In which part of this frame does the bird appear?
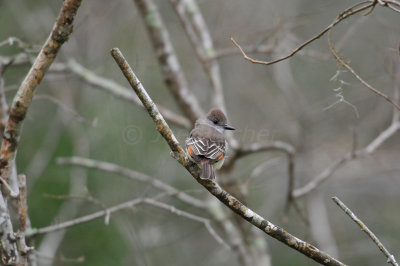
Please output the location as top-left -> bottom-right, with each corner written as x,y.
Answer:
185,108 -> 235,180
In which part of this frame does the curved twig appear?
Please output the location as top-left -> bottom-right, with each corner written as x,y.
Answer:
230,1 -> 374,66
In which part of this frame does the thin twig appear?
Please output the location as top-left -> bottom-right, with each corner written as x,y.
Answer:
0,37 -> 41,53
327,30 -> 400,111
43,191 -> 107,209
29,197 -> 228,249
34,94 -> 96,127
0,176 -> 18,198
54,60 -> 191,129
293,118 -> 400,198
332,197 -> 399,266
110,47 -> 346,266
236,141 -> 295,158
35,252 -> 85,264
294,86 -> 400,198
144,198 -> 229,249
56,156 -> 206,209
212,44 -> 275,60
230,1 -> 374,66
381,0 -> 400,7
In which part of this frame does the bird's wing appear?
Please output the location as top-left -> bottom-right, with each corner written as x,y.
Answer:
186,137 -> 225,160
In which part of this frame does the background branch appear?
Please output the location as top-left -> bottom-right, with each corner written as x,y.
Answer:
169,0 -> 227,113
134,0 -> 204,123
51,60 -> 191,129
230,1 -> 374,66
332,197 -> 399,266
29,197 -> 227,248
328,30 -> 400,111
57,156 -> 205,208
293,115 -> 400,198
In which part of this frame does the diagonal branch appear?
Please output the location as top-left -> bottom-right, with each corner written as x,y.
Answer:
0,1 -> 83,264
0,0 -> 83,180
110,47 -> 346,266
332,197 -> 399,266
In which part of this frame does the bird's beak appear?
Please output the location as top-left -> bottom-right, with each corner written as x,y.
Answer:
224,124 -> 235,130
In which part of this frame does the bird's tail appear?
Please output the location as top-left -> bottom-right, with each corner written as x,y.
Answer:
200,160 -> 215,180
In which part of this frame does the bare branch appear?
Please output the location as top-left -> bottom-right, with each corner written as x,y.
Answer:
0,176 -> 18,198
110,47 -> 346,266
224,141 -> 295,170
34,94 -> 96,127
327,30 -> 400,111
56,156 -> 206,209
332,197 -> 399,266
43,190 -> 107,209
236,141 -> 295,158
169,0 -> 226,113
0,193 -> 17,265
293,119 -> 400,198
35,252 -> 85,264
134,0 -> 204,123
110,48 -> 189,165
29,197 -> 227,248
0,2 -> 83,263
212,44 -> 275,60
16,174 -> 34,259
143,198 -> 229,249
0,61 -> 12,132
54,60 -> 191,129
380,0 -> 400,7
293,152 -> 353,198
0,37 -> 41,54
0,0 -> 83,181
230,1 -> 374,66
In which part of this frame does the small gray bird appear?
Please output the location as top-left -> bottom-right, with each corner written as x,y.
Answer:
186,108 -> 235,179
